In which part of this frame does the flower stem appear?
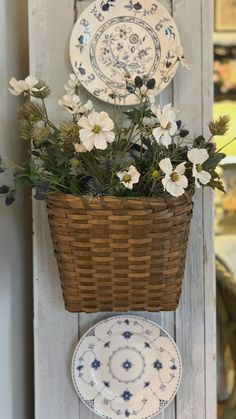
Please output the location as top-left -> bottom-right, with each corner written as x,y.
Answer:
216,137 -> 236,153
156,59 -> 178,91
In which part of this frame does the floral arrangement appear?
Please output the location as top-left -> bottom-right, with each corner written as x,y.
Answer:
0,54 -> 233,205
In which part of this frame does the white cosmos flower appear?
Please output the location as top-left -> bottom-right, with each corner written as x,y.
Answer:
170,43 -> 192,70
78,111 -> 115,151
58,94 -> 93,115
187,148 -> 211,188
9,75 -> 44,96
74,142 -> 87,153
160,158 -> 188,197
117,165 -> 140,190
65,73 -> 79,96
152,103 -> 178,147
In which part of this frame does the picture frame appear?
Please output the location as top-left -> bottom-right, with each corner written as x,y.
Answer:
215,0 -> 236,32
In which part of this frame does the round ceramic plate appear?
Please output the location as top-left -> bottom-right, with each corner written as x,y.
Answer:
70,0 -> 180,105
72,315 -> 182,419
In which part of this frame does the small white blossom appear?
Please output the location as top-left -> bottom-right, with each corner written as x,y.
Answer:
58,95 -> 93,115
117,165 -> 140,190
74,143 -> 87,153
9,75 -> 44,96
187,148 -> 211,188
160,158 -> 188,197
78,111 -> 115,151
65,73 -> 79,96
152,103 -> 178,147
137,86 -> 159,103
139,85 -> 148,96
170,43 -> 192,70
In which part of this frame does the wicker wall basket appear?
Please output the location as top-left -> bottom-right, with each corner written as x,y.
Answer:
47,190 -> 194,313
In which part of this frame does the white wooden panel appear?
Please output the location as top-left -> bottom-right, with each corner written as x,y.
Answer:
75,1 -> 175,417
29,0 -> 216,418
173,0 -> 205,413
173,0 -> 216,418
0,1 -> 33,419
202,1 -> 217,416
28,2 -> 80,418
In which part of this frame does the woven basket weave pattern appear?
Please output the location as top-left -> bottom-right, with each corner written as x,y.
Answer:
47,191 -> 194,313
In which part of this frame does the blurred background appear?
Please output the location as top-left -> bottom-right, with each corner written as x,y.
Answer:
214,1 -> 236,418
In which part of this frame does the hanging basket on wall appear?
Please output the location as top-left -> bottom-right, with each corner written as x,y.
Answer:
47,190 -> 194,313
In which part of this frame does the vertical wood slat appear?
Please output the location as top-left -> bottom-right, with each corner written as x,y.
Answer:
173,0 -> 206,414
173,0 -> 216,418
202,1 -> 217,417
75,1 -> 175,418
173,0 -> 205,413
28,1 -> 80,418
29,0 -> 215,418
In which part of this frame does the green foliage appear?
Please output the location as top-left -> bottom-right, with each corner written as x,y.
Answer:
0,75 -> 234,205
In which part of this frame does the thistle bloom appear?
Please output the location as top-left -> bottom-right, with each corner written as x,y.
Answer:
117,165 -> 140,190
170,43 -> 192,70
58,94 -> 93,114
187,148 -> 211,188
78,111 -> 115,151
159,158 -> 188,197
152,103 -> 178,147
209,115 -> 230,136
9,75 -> 44,96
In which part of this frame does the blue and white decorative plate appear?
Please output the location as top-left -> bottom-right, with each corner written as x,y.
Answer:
70,0 -> 181,105
72,316 -> 182,418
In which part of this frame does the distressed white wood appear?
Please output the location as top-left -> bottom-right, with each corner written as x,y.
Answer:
29,0 -> 216,418
28,2 -> 80,419
173,0 -> 206,416
0,1 -> 33,419
173,0 -> 216,418
202,1 -> 217,416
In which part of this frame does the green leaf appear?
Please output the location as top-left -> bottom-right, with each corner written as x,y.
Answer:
209,179 -> 225,192
205,153 -> 226,169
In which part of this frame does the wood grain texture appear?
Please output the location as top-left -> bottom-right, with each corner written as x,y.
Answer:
202,2 -> 216,417
173,0 -> 205,416
28,1 -> 80,418
29,0 -> 216,417
173,0 -> 216,418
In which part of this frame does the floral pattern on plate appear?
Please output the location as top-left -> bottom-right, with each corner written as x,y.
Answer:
72,315 -> 182,419
70,0 -> 181,105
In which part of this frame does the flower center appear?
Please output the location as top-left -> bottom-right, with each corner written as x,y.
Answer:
123,174 -> 132,182
170,172 -> 179,182
72,159 -> 80,168
163,122 -> 172,131
93,125 -> 102,134
196,164 -> 203,172
152,170 -> 161,178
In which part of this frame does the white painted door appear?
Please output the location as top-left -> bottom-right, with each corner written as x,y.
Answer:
29,0 -> 216,418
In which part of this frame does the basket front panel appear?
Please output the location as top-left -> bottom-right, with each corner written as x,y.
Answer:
47,193 -> 194,313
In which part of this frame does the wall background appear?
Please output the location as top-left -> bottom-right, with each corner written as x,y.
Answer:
0,0 -> 33,418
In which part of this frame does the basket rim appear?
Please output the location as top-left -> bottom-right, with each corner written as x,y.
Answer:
47,187 -> 195,204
